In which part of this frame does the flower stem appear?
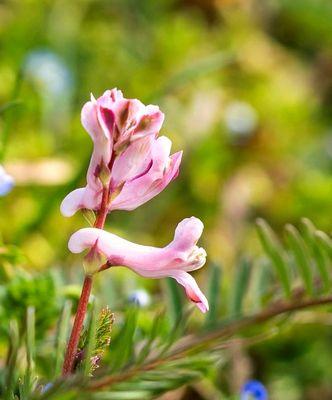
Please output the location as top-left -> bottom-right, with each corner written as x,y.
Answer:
62,274 -> 93,376
94,186 -> 110,229
62,185 -> 110,376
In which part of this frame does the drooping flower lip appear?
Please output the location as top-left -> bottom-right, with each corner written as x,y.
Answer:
68,217 -> 209,312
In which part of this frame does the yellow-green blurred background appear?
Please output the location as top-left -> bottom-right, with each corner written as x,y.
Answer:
0,0 -> 332,398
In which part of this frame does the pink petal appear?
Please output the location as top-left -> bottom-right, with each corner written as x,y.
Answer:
61,187 -> 101,217
169,217 -> 204,252
170,270 -> 209,313
68,217 -> 208,312
110,137 -> 182,211
111,136 -> 153,186
81,96 -> 101,141
132,105 -> 164,139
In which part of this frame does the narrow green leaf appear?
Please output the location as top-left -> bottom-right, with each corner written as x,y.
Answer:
302,218 -> 331,292
82,300 -> 98,377
165,278 -> 183,324
229,258 -> 251,317
285,224 -> 313,295
110,306 -> 138,371
204,263 -> 222,329
54,300 -> 72,377
158,308 -> 193,357
23,306 -> 36,397
256,218 -> 291,297
4,320 -> 19,400
315,230 -> 332,259
0,100 -> 22,115
136,312 -> 164,365
251,260 -> 272,311
157,52 -> 234,97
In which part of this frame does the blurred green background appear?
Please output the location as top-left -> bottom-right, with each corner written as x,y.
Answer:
0,0 -> 332,398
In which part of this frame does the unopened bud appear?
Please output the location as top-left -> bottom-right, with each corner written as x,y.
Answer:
82,209 -> 96,226
83,245 -> 105,275
99,162 -> 111,187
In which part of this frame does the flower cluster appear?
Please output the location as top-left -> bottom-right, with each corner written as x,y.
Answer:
62,89 -> 208,312
61,89 -> 182,216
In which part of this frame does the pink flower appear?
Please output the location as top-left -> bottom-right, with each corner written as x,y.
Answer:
68,217 -> 209,312
60,89 -> 182,216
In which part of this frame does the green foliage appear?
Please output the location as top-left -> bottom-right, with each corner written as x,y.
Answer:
0,269 -> 59,336
78,306 -> 114,376
0,218 -> 331,399
0,0 -> 332,397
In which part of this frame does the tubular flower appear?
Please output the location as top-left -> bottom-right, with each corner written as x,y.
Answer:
60,89 -> 181,216
68,217 -> 209,312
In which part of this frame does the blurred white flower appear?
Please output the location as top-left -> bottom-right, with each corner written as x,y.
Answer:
128,289 -> 151,307
24,50 -> 72,97
0,165 -> 14,196
24,49 -> 74,133
224,101 -> 258,138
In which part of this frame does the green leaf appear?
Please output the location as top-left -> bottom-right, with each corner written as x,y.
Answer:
23,306 -> 36,397
204,263 -> 222,329
251,260 -> 272,311
136,312 -> 164,365
229,258 -> 251,317
109,306 -> 138,371
82,300 -> 98,377
0,100 -> 22,116
165,278 -> 183,325
256,218 -> 291,297
301,218 -> 331,292
156,51 -> 234,97
4,320 -> 19,400
54,301 -> 72,377
285,224 -> 313,295
315,230 -> 332,259
94,307 -> 114,358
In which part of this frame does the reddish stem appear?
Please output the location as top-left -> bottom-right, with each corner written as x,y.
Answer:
62,184 -> 111,376
94,187 -> 110,229
62,274 -> 93,376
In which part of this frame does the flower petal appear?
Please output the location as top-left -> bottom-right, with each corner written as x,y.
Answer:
170,270 -> 209,313
111,136 -> 153,186
68,216 -> 208,312
110,141 -> 182,211
61,187 -> 101,217
169,217 -> 204,252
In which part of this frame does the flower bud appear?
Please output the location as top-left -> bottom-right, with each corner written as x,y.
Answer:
83,244 -> 105,275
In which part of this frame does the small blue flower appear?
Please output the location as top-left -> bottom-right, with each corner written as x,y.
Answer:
0,166 -> 14,196
241,380 -> 268,400
41,382 -> 53,394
